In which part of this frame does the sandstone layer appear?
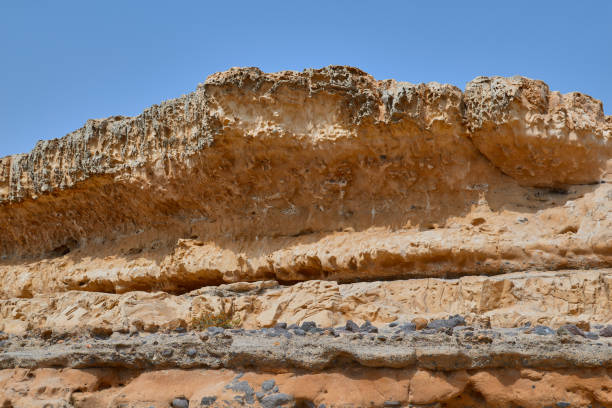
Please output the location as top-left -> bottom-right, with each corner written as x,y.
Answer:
0,66 -> 611,296
1,66 -> 611,407
2,270 -> 612,336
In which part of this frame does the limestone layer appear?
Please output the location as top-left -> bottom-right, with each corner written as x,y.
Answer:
0,67 -> 611,296
2,270 -> 611,336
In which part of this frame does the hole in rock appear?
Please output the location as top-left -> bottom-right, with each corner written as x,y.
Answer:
559,225 -> 578,234
49,238 -> 78,258
471,217 -> 486,226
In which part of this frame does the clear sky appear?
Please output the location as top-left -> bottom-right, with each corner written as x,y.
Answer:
1,1 -> 610,157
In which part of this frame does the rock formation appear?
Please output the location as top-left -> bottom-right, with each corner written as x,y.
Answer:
0,66 -> 611,407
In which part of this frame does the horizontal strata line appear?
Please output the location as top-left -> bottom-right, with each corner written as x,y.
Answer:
2,328 -> 612,371
57,265 -> 612,296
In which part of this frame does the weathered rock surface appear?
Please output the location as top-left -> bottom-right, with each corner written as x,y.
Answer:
2,270 -> 612,336
5,366 -> 612,408
1,66 -> 611,407
0,67 -> 610,295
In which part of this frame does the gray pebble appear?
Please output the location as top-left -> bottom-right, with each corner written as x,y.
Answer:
399,322 -> 416,332
599,325 -> 612,337
171,397 -> 189,408
261,379 -> 276,392
301,321 -> 317,332
345,320 -> 360,332
557,324 -> 585,337
586,332 -> 599,340
533,325 -> 555,336
186,348 -> 196,357
293,329 -> 306,336
226,380 -> 255,404
207,326 -> 225,335
200,396 -> 217,406
360,320 -> 378,333
427,315 -> 465,330
261,393 -> 294,408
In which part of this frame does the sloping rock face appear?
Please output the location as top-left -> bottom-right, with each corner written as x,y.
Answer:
0,66 -> 611,407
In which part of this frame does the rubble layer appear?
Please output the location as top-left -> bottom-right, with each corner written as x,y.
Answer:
3,328 -> 612,407
2,327 -> 612,371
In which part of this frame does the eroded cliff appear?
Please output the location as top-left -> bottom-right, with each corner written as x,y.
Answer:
1,66 -> 611,408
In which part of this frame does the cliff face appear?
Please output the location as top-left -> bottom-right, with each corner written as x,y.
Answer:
1,66 -> 611,408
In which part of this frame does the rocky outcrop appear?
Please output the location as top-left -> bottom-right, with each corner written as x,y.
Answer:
0,67 -> 611,296
1,66 -> 611,407
2,270 -> 612,336
5,366 -> 612,408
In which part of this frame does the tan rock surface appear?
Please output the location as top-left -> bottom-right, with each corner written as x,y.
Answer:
2,270 -> 611,335
0,67 -> 610,296
3,367 -> 612,408
1,66 -> 612,407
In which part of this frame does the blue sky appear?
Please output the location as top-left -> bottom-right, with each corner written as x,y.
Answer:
1,1 -> 610,157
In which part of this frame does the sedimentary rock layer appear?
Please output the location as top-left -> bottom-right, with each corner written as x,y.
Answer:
0,67 -> 611,295
5,366 -> 612,408
2,270 -> 611,336
2,328 -> 612,407
1,67 -> 612,408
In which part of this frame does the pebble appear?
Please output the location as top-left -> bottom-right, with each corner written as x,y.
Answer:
186,348 -> 196,357
427,315 -> 465,330
162,349 -> 173,357
274,322 -> 287,330
599,325 -> 612,337
200,396 -> 217,406
383,401 -> 401,407
261,393 -> 294,408
301,321 -> 317,332
287,324 -> 299,330
398,322 -> 416,333
171,397 -> 189,408
412,317 -> 428,330
345,320 -> 360,332
533,325 -> 555,336
261,379 -> 276,392
226,380 -> 255,404
262,328 -> 280,337
207,327 -> 225,335
388,321 -> 398,328
557,324 -> 586,337
360,320 -> 378,333
293,329 -> 306,336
